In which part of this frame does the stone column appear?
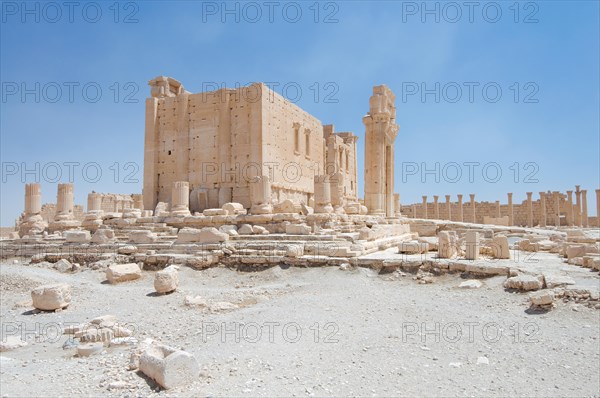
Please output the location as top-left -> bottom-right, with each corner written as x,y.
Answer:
132,194 -> 144,210
465,231 -> 479,260
575,187 -> 582,227
526,192 -> 533,227
170,181 -> 190,217
24,183 -> 42,215
314,175 -> 333,214
507,193 -> 513,226
496,200 -> 501,218
469,194 -> 476,223
393,193 -> 401,216
566,191 -> 574,226
87,192 -> 102,212
581,190 -> 588,227
457,194 -> 464,222
422,196 -> 428,219
250,175 -> 273,214
363,85 -> 399,217
553,191 -> 560,227
445,195 -> 451,221
411,204 -> 417,218
539,192 -> 546,228
433,195 -> 440,219
19,183 -> 47,236
55,183 -> 75,221
596,189 -> 600,227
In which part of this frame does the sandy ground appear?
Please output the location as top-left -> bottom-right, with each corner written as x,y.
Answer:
0,257 -> 599,397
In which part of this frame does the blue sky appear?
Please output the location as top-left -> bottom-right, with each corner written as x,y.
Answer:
1,0 -> 599,225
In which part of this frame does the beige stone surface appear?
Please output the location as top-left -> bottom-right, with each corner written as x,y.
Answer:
31,283 -> 71,311
154,265 -> 179,294
138,342 -> 199,389
106,263 -> 142,284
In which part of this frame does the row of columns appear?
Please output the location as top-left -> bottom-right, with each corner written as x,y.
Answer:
23,183 -> 145,222
415,187 -> 598,227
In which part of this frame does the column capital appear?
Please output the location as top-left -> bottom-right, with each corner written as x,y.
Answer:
457,194 -> 463,200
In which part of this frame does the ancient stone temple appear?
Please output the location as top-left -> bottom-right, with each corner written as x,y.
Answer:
143,77 -> 359,213
363,85 -> 399,217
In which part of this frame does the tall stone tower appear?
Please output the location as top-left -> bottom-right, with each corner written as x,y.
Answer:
363,85 -> 399,217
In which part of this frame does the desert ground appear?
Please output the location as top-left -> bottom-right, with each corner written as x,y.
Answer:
1,245 -> 599,398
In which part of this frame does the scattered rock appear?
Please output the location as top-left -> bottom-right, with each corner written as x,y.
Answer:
0,336 -> 27,352
459,280 -> 482,289
77,342 -> 104,357
138,343 -> 200,389
530,290 -> 555,307
106,263 -> 142,284
154,265 -> 179,294
503,275 -> 543,291
31,283 -> 71,311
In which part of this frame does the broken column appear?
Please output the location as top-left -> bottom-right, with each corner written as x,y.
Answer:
18,183 -> 47,236
581,190 -> 588,227
55,183 -> 75,221
596,189 -> 600,227
250,175 -> 273,214
575,186 -> 582,227
314,175 -> 333,214
438,231 -> 457,258
469,194 -> 476,223
82,192 -> 103,231
539,192 -> 546,228
457,194 -> 463,222
496,200 -> 501,218
465,231 -> 479,260
553,191 -> 560,227
433,195 -> 440,219
507,193 -> 513,226
566,190 -> 574,226
526,192 -> 533,227
170,181 -> 190,217
445,195 -> 452,221
393,193 -> 401,217
132,194 -> 144,210
422,196 -> 428,219
363,85 -> 399,217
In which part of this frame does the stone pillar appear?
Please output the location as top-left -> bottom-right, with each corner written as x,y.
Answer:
457,194 -> 464,222
132,194 -> 144,211
170,181 -> 190,217
433,195 -> 440,219
393,193 -> 401,217
526,192 -> 533,227
363,85 -> 399,217
539,192 -> 546,228
469,194 -> 476,223
24,183 -> 42,215
496,200 -> 501,218
553,191 -> 560,227
87,192 -> 102,212
55,183 -> 75,221
566,191 -> 574,226
250,175 -> 273,214
314,175 -> 333,214
465,231 -> 479,260
411,204 -> 417,218
581,190 -> 588,227
445,195 -> 451,221
507,193 -> 513,226
596,189 -> 600,227
575,187 -> 582,227
19,183 -> 47,236
422,196 -> 428,219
